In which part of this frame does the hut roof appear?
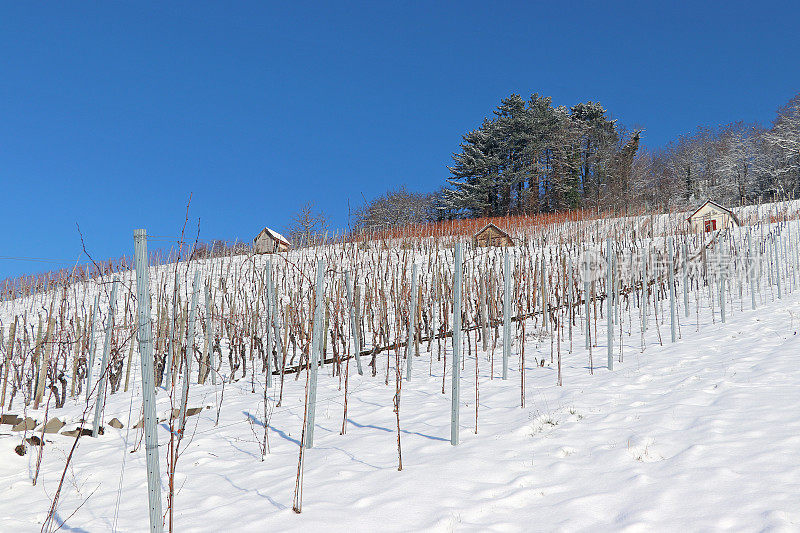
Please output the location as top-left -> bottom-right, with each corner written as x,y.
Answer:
474,222 -> 511,238
255,227 -> 291,246
687,200 -> 741,225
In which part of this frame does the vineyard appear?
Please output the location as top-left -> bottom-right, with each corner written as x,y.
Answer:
2,201 -> 800,531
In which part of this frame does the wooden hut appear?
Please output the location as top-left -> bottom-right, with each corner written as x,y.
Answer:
687,200 -> 740,233
253,227 -> 291,254
473,223 -> 514,247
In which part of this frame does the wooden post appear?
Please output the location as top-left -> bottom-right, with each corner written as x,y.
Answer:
641,260 -> 647,334
502,250 -> 511,380
669,237 -> 676,342
165,269 -> 179,390
85,295 -> 99,403
406,263 -> 418,381
749,230 -> 756,310
682,243 -> 690,318
133,229 -> 163,533
92,277 -> 119,437
345,272 -> 364,375
70,317 -> 80,398
124,322 -> 135,392
644,245 -> 651,332
178,270 -> 201,434
354,283 -> 363,361
451,242 -> 462,446
612,250 -> 619,326
32,316 -> 43,400
201,281 -> 214,385
264,261 -> 273,388
34,308 -> 54,410
541,254 -> 548,333
0,317 -> 16,412
719,269 -> 726,323
270,268 -> 283,383
791,223 -> 796,292
567,258 -> 573,351
775,232 -> 782,299
305,259 -> 325,449
606,238 -> 613,370
584,254 -> 591,350
480,273 -> 489,353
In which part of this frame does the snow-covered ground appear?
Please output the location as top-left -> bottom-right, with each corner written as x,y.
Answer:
2,263 -> 800,531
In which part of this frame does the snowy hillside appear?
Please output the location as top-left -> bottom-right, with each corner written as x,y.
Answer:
2,203 -> 800,531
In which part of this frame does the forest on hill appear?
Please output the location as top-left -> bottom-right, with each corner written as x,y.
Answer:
354,92 -> 800,231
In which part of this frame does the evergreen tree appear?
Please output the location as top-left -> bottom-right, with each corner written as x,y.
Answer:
442,93 -> 629,217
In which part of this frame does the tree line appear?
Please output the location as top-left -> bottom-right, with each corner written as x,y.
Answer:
636,94 -> 800,209
350,91 -> 799,231
443,94 -> 640,217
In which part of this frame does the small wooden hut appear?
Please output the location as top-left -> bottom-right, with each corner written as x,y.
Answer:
253,227 -> 291,254
687,200 -> 740,233
473,223 -> 513,247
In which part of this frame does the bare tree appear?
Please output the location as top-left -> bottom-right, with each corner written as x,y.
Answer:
353,186 -> 435,232
288,202 -> 328,248
714,122 -> 767,204
765,93 -> 800,196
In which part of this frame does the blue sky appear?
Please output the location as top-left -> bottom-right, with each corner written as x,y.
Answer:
1,1 -> 798,277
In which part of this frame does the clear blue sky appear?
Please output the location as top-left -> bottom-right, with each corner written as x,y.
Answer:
1,1 -> 798,277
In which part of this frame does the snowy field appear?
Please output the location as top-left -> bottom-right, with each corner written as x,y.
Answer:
2,262 -> 800,531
